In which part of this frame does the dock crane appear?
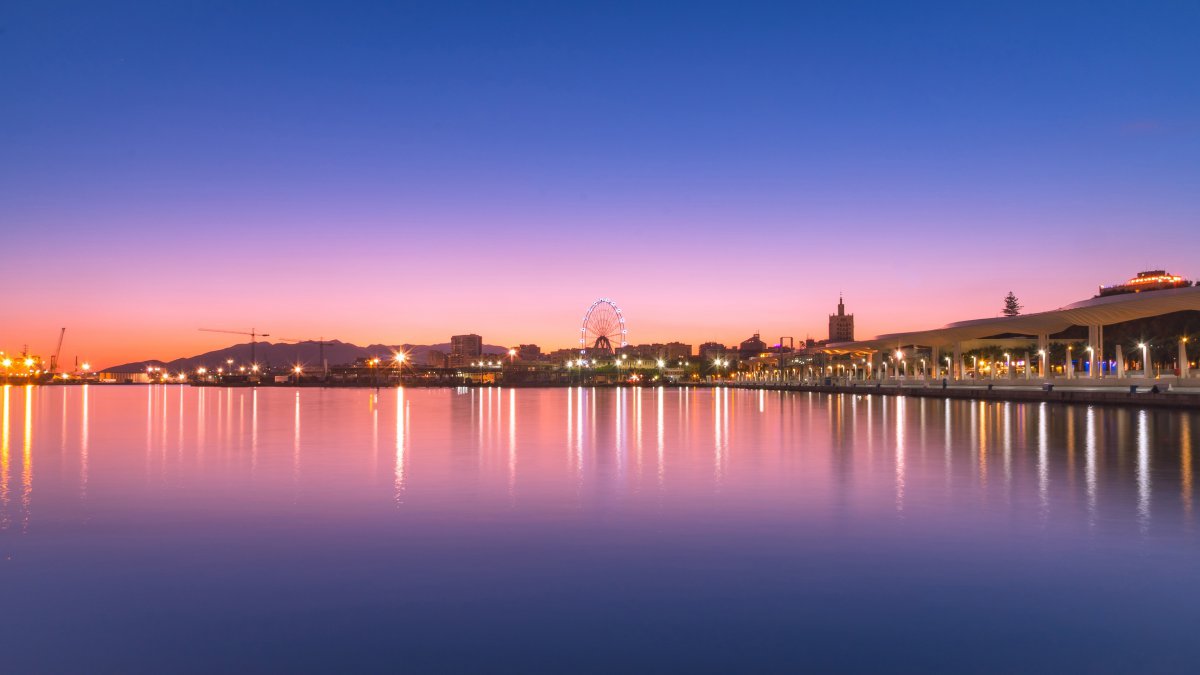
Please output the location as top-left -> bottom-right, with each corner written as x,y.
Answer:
278,336 -> 334,379
49,328 -> 66,373
198,327 -> 270,365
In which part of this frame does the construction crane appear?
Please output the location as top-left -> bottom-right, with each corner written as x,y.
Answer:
278,336 -> 334,378
199,327 -> 270,365
49,328 -> 66,373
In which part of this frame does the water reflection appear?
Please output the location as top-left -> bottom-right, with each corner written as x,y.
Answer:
395,386 -> 407,503
4,386 -> 1199,673
22,385 -> 33,533
1086,406 -> 1098,524
1183,415 -> 1193,520
1138,410 -> 1151,532
1,386 -> 10,531
2,386 -> 1197,539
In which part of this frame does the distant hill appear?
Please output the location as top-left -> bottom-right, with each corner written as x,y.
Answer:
103,339 -> 510,373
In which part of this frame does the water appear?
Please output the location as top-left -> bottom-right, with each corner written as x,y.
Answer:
2,385 -> 1198,673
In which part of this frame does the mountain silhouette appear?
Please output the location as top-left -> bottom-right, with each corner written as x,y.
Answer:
103,340 -> 510,372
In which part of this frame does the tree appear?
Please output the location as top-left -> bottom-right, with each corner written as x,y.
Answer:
1003,291 -> 1022,317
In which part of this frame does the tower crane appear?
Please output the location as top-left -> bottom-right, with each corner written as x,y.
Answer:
278,336 -> 334,378
49,328 -> 66,373
198,327 -> 269,365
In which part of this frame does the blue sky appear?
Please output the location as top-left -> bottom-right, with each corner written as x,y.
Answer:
2,1 -> 1198,363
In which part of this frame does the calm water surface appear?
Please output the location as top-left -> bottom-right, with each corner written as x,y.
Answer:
2,385 -> 1198,672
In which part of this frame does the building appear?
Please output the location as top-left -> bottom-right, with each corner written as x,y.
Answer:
738,333 -> 767,359
829,296 -> 854,342
517,344 -> 542,361
620,343 -> 692,361
1097,270 -> 1192,297
698,342 -> 729,361
450,334 -> 483,357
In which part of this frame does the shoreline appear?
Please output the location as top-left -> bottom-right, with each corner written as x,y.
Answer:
26,378 -> 1200,410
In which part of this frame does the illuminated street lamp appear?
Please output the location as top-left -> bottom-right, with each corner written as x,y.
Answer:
1084,346 -> 1095,379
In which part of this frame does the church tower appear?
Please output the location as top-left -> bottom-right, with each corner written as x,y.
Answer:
828,295 -> 854,342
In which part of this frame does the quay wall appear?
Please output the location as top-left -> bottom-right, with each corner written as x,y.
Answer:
710,382 -> 1200,410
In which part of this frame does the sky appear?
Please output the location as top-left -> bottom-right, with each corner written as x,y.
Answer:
2,1 -> 1197,367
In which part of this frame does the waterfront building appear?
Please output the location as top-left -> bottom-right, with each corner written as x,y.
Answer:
517,344 -> 542,360
698,341 -> 729,361
821,284 -> 1200,383
619,343 -> 692,361
1097,270 -> 1192,297
738,333 -> 767,359
829,296 -> 854,342
451,334 -> 483,357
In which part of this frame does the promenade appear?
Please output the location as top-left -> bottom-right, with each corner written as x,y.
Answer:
714,378 -> 1200,410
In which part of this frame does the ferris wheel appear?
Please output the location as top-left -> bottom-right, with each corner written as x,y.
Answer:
580,298 -> 628,354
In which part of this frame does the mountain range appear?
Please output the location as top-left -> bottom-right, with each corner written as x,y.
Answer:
104,340 -> 510,373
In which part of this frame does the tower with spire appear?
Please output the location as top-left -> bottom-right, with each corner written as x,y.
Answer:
828,294 -> 855,342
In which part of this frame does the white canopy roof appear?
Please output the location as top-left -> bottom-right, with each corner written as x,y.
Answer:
825,286 -> 1200,352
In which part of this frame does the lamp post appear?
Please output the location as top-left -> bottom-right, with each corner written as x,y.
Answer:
1085,346 -> 1095,379
1066,346 -> 1073,379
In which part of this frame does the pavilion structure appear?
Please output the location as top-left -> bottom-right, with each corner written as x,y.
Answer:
821,285 -> 1200,383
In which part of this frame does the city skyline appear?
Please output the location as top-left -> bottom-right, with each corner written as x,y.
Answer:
3,2 -> 1197,366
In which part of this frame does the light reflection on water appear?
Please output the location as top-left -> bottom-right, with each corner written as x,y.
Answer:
1,384 -> 1198,672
